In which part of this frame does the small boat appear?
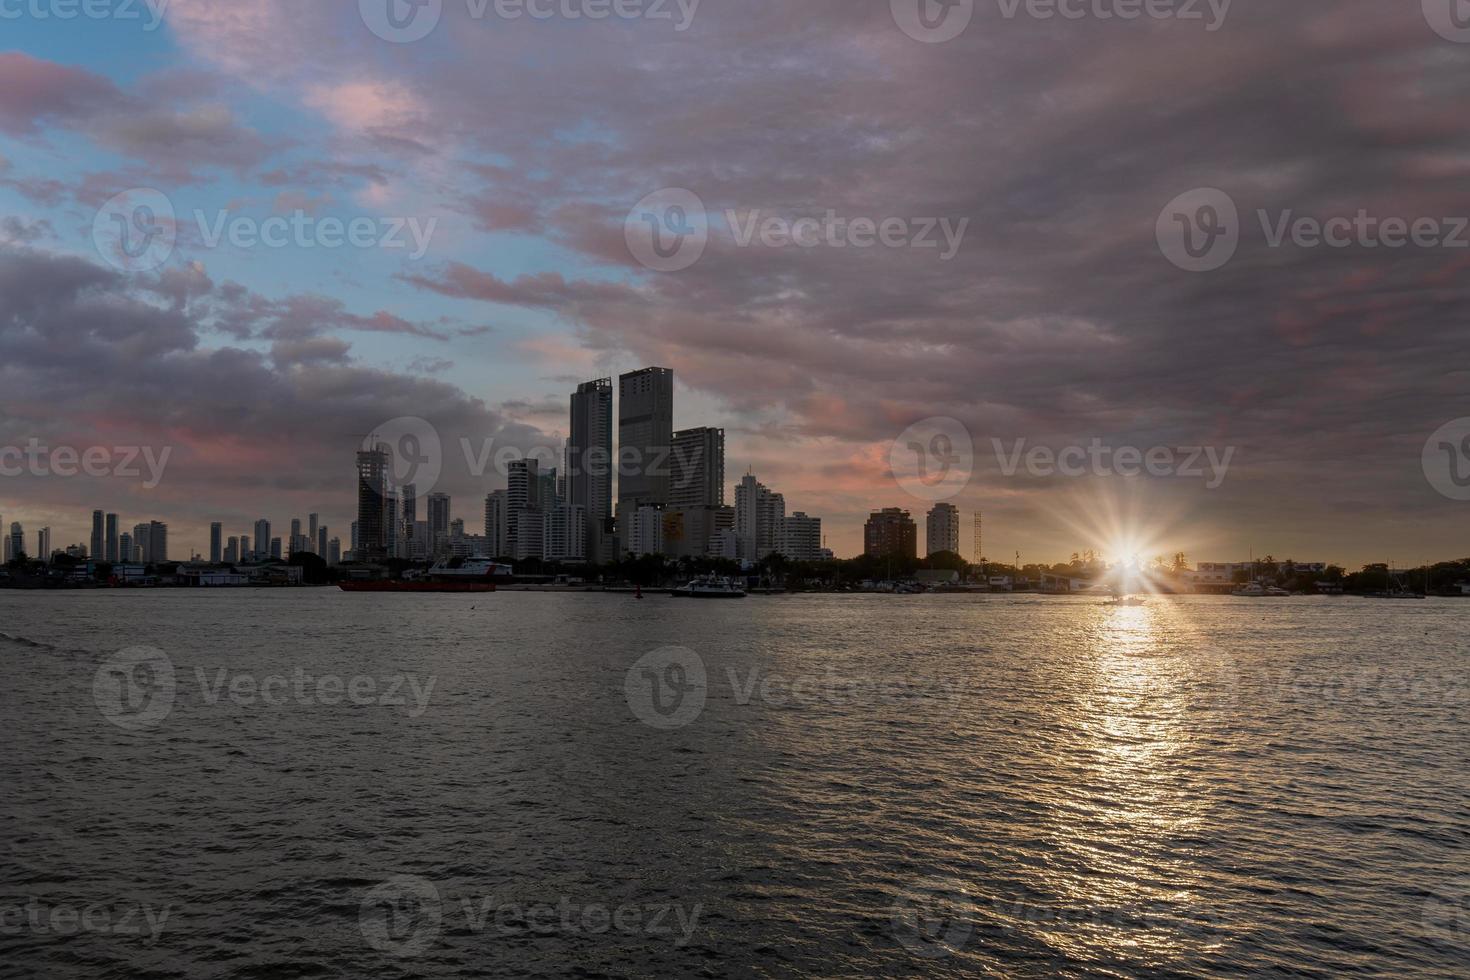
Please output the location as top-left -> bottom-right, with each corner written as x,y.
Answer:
1105,595 -> 1147,607
671,575 -> 747,599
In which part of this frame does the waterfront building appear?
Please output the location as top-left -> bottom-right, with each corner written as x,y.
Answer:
543,503 -> 587,563
106,514 -> 119,562
783,512 -> 823,562
356,444 -> 391,562
119,532 -> 133,564
426,492 -> 451,559
210,523 -> 223,563
736,473 -> 785,560
617,367 -> 674,539
926,503 -> 960,557
568,379 -> 613,562
36,527 -> 50,563
628,504 -> 665,557
865,508 -> 917,560
485,490 -> 509,559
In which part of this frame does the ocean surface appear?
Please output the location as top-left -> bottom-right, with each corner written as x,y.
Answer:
1,591 -> 1466,978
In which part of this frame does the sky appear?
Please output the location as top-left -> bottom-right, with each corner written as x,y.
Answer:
1,0 -> 1468,566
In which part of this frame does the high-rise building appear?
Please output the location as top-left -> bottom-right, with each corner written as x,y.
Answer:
223,538 -> 238,564
133,523 -> 149,561
514,508 -> 545,561
237,535 -> 250,562
105,514 -> 119,563
568,378 -> 613,560
865,508 -> 917,560
736,473 -> 785,560
974,512 -> 983,565
254,519 -> 272,560
670,427 -> 725,507
290,518 -> 303,556
783,513 -> 823,562
385,491 -> 401,559
426,492 -> 451,558
628,504 -> 665,557
4,523 -> 18,562
308,514 -> 320,554
507,458 -> 539,554
90,510 -> 104,562
485,490 -> 509,559
147,522 -> 168,564
618,367 -> 675,515
926,503 -> 960,557
400,485 -> 416,555
36,527 -> 51,563
209,523 -> 223,563
317,526 -> 328,559
270,537 -> 282,560
119,532 -> 133,564
543,503 -> 587,563
356,444 -> 390,562
328,538 -> 342,565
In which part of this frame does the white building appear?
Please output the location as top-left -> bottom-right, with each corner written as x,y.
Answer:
926,503 -> 961,557
782,512 -> 822,561
543,503 -> 587,563
735,473 -> 785,560
628,505 -> 665,557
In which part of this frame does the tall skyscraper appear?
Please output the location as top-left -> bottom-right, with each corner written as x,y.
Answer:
974,512 -> 983,565
90,510 -> 104,562
670,427 -> 725,507
308,513 -> 320,554
542,503 -> 587,562
290,518 -> 303,556
568,379 -> 613,559
926,503 -> 960,557
133,523 -> 149,561
401,485 -> 416,554
270,537 -> 282,560
36,527 -> 51,563
426,493 -> 451,558
119,532 -> 133,564
356,444 -> 390,562
618,367 -> 675,510
254,519 -> 272,560
507,458 -> 539,554
485,490 -> 509,558
210,523 -> 223,563
223,538 -> 238,564
105,513 -> 119,563
317,525 -> 328,558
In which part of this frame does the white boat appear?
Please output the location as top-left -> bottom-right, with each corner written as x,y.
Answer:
417,557 -> 514,581
1232,583 -> 1291,597
672,575 -> 747,598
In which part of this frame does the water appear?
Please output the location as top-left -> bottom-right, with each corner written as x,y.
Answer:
1,591 -> 1466,978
